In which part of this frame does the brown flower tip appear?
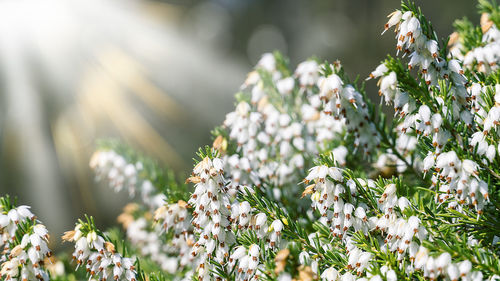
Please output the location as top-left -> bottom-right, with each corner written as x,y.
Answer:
186,176 -> 201,184
298,265 -> 316,281
481,13 -> 494,33
123,203 -> 139,214
178,200 -> 188,208
117,213 -> 134,229
212,135 -> 227,152
274,248 -> 290,274
302,184 -> 316,198
61,230 -> 75,242
105,242 -> 116,253
448,32 -> 459,46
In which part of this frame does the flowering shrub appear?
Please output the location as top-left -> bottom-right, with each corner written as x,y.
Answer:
2,1 -> 500,280
0,196 -> 52,281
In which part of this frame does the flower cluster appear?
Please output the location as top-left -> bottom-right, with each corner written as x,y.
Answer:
383,8 -> 467,92
154,200 -> 189,235
372,184 -> 424,258
63,220 -> 137,281
318,64 -> 380,154
229,244 -> 263,280
10,1 -> 499,281
220,55 -> 346,193
154,200 -> 195,271
91,147 -> 194,275
301,161 -> 490,281
425,152 -> 489,213
90,150 -> 166,210
0,197 -> 52,281
451,13 -> 500,74
367,4 -> 500,215
187,156 -> 235,280
412,249 -> 480,281
116,204 -> 184,274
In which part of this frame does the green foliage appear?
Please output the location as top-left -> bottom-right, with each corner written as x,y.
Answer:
239,187 -> 348,273
454,17 -> 484,53
0,195 -> 16,211
273,50 -> 291,77
479,0 -> 500,26
194,145 -> 220,162
421,232 -> 500,276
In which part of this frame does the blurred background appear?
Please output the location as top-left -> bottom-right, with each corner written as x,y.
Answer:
0,0 -> 478,251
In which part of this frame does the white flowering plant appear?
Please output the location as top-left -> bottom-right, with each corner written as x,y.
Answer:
2,0 -> 500,280
0,196 -> 52,281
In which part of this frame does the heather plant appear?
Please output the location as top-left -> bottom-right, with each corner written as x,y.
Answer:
2,1 -> 500,280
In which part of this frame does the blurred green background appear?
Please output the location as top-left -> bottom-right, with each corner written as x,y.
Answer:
0,0 -> 479,250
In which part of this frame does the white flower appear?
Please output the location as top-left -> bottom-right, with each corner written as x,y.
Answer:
296,60 -> 319,87
328,167 -> 344,182
418,105 -> 431,123
436,252 -> 451,272
386,269 -> 397,281
397,197 -> 411,211
383,10 -> 403,34
230,246 -> 246,262
319,74 -> 343,101
277,77 -> 295,95
270,220 -> 284,234
414,246 -> 429,269
448,264 -> 460,281
321,267 -> 339,281
249,244 -> 260,257
380,184 -> 397,203
354,207 -> 367,221
459,260 -> 472,277
257,53 -> 276,72
471,271 -> 484,281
